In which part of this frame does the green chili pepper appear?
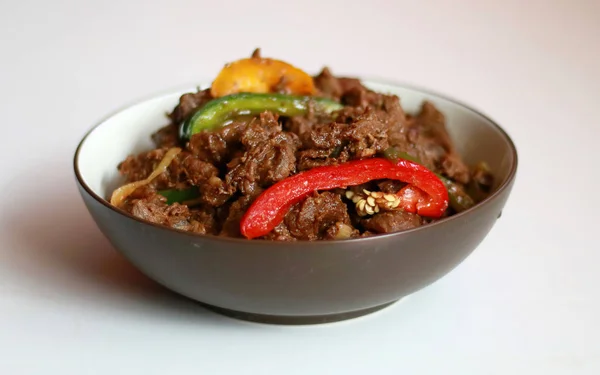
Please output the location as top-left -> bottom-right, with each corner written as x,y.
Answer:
438,175 -> 475,212
382,147 -> 421,164
382,147 -> 476,213
179,93 -> 343,140
466,161 -> 494,200
158,187 -> 200,204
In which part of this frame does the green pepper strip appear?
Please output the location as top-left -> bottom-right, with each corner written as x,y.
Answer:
179,93 -> 343,140
157,187 -> 200,205
443,178 -> 476,213
383,147 -> 475,213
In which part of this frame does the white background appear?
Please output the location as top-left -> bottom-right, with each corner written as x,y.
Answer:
1,0 -> 599,373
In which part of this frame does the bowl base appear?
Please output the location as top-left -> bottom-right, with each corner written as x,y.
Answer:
200,300 -> 400,325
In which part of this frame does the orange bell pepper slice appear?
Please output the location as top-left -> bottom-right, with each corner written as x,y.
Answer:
210,57 -> 316,98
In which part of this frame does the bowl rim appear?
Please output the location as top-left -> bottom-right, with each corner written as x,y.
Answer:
73,78 -> 519,246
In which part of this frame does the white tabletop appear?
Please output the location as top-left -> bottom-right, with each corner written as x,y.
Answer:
1,0 -> 599,373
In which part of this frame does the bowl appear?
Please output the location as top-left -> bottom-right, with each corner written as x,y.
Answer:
74,80 -> 518,324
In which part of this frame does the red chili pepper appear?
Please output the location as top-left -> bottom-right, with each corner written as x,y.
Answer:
240,158 -> 449,239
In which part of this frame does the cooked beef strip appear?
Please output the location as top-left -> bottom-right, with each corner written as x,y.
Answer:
151,124 -> 179,149
361,211 -> 423,233
219,194 -> 256,238
126,193 -> 217,234
189,119 -> 248,165
281,191 -> 357,241
414,101 -> 471,184
169,89 -> 213,124
225,112 -> 301,196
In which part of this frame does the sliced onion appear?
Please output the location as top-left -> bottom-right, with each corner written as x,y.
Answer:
334,223 -> 354,239
110,147 -> 182,207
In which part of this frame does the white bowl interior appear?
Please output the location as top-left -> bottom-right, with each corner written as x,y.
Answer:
77,81 -> 515,200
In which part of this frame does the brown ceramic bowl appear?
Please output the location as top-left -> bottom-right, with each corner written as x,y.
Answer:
74,80 -> 518,324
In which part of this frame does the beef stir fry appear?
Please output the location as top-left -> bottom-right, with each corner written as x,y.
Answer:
110,50 -> 493,240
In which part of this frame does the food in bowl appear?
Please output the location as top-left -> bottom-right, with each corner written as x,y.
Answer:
75,59 -> 517,322
110,49 -> 494,241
